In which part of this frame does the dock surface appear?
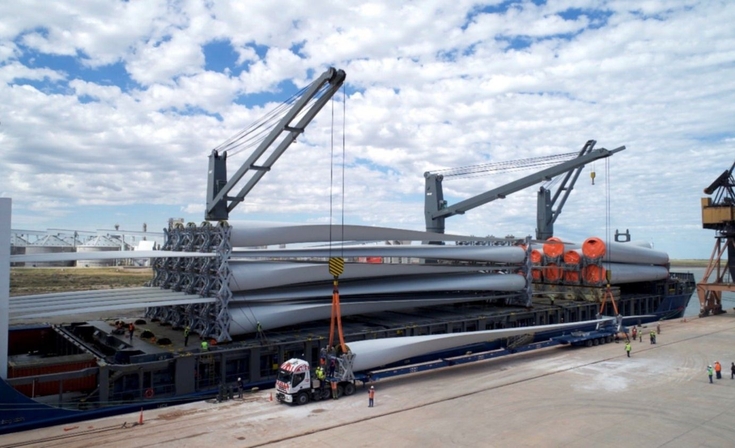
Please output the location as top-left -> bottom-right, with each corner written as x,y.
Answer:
3,313 -> 735,447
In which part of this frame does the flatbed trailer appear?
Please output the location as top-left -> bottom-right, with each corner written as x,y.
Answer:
551,324 -> 623,347
275,323 -> 627,405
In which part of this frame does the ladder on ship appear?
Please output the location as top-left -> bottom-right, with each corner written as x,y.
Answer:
202,354 -> 216,386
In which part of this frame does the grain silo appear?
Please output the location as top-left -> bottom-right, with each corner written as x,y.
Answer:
25,235 -> 75,267
10,234 -> 27,267
76,235 -> 122,267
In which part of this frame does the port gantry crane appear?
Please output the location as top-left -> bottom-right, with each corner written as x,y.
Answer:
698,158 -> 735,316
424,140 -> 625,239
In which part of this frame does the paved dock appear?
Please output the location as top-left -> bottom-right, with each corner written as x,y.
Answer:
3,312 -> 735,448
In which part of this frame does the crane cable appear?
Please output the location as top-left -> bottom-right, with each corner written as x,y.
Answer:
600,157 -> 619,317
327,85 -> 348,354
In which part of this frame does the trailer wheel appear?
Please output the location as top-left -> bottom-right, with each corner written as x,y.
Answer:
336,385 -> 344,398
606,335 -> 614,343
585,340 -> 593,347
296,392 -> 309,405
343,383 -> 356,396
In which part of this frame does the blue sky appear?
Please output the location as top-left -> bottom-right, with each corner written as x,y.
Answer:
1,0 -> 734,259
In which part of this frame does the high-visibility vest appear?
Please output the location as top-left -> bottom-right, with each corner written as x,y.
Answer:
368,389 -> 375,399
201,341 -> 209,351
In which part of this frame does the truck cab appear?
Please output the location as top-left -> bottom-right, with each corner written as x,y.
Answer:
275,358 -> 331,404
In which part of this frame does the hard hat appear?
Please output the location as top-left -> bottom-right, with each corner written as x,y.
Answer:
709,365 -> 712,368
238,377 -> 241,381
370,386 -> 374,389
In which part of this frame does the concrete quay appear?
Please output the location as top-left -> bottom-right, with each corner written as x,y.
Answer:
3,312 -> 735,448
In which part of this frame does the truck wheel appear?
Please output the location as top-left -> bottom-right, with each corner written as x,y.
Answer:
343,383 -> 356,396
336,385 -> 344,399
585,340 -> 593,347
320,388 -> 331,400
296,392 -> 309,405
592,338 -> 599,346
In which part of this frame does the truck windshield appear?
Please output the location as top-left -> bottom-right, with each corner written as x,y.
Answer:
277,370 -> 292,383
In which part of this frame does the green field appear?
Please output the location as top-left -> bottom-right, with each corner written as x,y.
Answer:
10,267 -> 153,297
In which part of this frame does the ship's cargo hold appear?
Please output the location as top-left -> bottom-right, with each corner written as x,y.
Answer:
581,237 -> 669,265
8,353 -> 97,397
581,263 -> 669,284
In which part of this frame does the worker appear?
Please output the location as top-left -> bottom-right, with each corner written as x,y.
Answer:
368,385 -> 375,407
331,381 -> 338,399
656,323 -> 661,334
649,330 -> 656,344
237,377 -> 244,398
184,325 -> 190,346
625,341 -> 631,358
707,365 -> 714,383
315,365 -> 326,381
731,362 -> 735,380
256,321 -> 264,342
714,361 -> 722,379
329,358 -> 336,377
631,327 -> 637,340
201,340 -> 209,351
128,322 -> 135,342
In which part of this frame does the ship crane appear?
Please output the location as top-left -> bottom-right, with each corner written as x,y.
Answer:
698,158 -> 735,316
205,67 -> 346,221
424,140 -> 625,239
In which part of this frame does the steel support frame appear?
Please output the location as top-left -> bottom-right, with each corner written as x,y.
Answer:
697,235 -> 735,317
147,223 -> 234,342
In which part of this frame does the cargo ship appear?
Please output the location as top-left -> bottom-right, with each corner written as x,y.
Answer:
2,222 -> 696,434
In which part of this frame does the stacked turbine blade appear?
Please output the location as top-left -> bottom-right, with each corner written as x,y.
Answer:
150,222 -> 531,340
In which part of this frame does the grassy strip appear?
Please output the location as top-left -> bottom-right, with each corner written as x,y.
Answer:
10,267 -> 153,297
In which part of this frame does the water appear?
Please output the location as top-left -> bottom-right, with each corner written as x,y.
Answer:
673,267 -> 735,317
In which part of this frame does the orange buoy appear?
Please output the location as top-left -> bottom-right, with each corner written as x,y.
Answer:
582,237 -> 605,259
582,264 -> 606,284
543,237 -> 565,258
530,249 -> 543,264
544,263 -> 563,282
564,270 -> 580,283
563,250 -> 581,265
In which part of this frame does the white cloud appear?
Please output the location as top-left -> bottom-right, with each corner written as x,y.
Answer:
0,0 -> 733,259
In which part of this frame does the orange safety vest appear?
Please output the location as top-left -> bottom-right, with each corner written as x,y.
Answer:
715,362 -> 721,372
368,389 -> 375,399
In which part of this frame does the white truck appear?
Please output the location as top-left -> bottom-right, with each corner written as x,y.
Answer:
275,354 -> 360,405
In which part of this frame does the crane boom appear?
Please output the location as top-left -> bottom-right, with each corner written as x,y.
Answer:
424,140 -> 625,237
205,67 -> 346,221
